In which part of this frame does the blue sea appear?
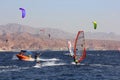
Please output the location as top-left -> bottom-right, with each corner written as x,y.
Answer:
0,50 -> 120,80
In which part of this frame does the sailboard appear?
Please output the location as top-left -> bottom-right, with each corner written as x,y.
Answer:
73,31 -> 86,63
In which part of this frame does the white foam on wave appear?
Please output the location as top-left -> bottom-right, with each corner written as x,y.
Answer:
71,62 -> 84,65
33,61 -> 66,68
0,65 -> 30,73
89,64 -> 113,67
12,54 -> 18,60
64,53 -> 70,55
37,58 -> 59,61
33,63 -> 42,68
42,61 -> 66,67
71,62 -> 76,65
0,65 -> 18,68
71,62 -> 92,66
24,58 -> 35,61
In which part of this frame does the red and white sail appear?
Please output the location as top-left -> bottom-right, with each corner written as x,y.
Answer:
74,31 -> 86,63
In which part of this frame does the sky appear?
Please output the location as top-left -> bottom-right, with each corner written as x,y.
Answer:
0,0 -> 120,34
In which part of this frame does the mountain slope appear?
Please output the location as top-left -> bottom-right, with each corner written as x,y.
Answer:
0,23 -> 74,39
0,23 -> 120,50
1,23 -> 120,41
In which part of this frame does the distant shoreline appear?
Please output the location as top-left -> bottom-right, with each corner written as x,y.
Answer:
0,49 -> 119,53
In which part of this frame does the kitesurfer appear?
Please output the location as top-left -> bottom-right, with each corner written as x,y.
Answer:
6,39 -> 8,43
19,51 -> 24,55
35,52 -> 40,60
48,34 -> 51,38
35,52 -> 41,67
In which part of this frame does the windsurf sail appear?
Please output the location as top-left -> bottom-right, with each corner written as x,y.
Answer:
73,31 -> 86,63
68,41 -> 74,56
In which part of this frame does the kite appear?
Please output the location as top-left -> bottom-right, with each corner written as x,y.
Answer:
19,8 -> 26,18
93,21 -> 97,29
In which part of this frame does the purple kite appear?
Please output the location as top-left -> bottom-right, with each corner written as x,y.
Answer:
19,8 -> 26,18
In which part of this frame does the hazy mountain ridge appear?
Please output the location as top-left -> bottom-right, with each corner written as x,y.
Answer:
0,23 -> 38,34
0,23 -> 120,41
0,23 -> 74,39
0,23 -> 120,51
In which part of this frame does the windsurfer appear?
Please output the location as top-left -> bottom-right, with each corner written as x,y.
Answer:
75,60 -> 78,64
69,31 -> 86,65
72,55 -> 78,64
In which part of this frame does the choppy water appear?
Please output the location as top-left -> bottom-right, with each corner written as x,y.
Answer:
0,50 -> 120,80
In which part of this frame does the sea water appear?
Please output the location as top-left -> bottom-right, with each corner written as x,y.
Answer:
0,50 -> 120,80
